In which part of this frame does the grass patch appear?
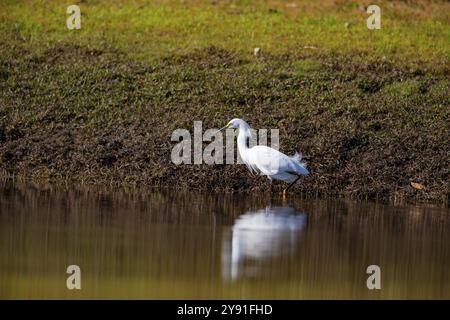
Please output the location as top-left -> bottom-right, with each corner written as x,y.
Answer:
0,43 -> 449,202
0,1 -> 449,202
384,79 -> 422,97
292,59 -> 323,76
0,0 -> 449,63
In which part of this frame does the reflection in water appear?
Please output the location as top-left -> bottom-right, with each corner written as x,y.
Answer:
0,181 -> 450,299
222,205 -> 307,281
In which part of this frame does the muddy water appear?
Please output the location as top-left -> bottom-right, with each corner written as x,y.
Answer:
0,182 -> 449,299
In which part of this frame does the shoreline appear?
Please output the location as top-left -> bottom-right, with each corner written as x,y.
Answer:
0,174 -> 447,206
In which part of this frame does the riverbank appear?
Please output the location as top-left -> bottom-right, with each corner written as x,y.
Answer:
0,1 -> 449,202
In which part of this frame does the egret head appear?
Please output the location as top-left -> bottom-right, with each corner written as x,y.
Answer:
219,118 -> 250,132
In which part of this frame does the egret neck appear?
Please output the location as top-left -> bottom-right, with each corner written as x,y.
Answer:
236,121 -> 251,163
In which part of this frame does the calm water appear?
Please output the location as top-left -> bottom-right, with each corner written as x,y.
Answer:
1,182 -> 449,299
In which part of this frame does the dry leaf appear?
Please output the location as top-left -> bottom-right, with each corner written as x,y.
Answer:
410,182 -> 425,190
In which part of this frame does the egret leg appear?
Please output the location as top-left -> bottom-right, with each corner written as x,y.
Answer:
282,176 -> 301,196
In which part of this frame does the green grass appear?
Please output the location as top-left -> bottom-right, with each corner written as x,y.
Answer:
292,59 -> 323,75
384,79 -> 422,97
0,1 -> 449,201
1,0 -> 449,63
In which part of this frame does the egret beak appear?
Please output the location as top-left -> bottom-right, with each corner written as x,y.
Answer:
215,123 -> 231,134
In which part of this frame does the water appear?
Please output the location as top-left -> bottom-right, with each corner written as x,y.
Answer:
1,181 -> 449,299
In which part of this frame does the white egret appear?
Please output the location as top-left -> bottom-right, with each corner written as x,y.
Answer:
218,118 -> 309,197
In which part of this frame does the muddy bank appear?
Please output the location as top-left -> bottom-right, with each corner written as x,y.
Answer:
0,44 -> 448,202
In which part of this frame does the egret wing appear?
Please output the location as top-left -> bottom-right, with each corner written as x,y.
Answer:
248,146 -> 293,176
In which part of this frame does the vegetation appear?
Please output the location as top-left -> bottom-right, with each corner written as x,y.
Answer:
0,0 -> 449,202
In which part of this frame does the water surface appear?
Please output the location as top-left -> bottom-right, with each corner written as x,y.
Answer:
1,182 -> 449,299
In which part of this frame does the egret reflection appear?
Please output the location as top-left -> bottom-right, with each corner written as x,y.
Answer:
222,204 -> 307,281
